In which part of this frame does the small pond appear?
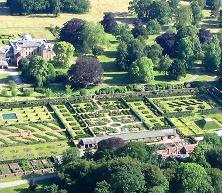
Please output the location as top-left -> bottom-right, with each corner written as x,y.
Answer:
2,113 -> 18,120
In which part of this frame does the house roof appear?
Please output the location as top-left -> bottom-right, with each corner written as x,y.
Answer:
9,34 -> 53,50
80,129 -> 176,145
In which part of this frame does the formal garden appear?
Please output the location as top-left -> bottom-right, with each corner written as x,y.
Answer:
0,87 -> 221,163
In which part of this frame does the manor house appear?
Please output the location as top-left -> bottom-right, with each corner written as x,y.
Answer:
0,34 -> 54,68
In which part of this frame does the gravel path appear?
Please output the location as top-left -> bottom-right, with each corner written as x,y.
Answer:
0,174 -> 57,189
186,66 -> 218,83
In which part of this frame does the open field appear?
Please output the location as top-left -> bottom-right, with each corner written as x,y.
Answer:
0,0 -> 130,39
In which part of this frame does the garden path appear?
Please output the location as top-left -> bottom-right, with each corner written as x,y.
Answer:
0,173 -> 57,189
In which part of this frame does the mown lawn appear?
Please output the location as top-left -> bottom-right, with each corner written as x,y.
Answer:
1,178 -> 57,193
0,0 -> 130,39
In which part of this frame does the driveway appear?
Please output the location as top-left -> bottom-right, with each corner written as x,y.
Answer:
0,67 -> 22,85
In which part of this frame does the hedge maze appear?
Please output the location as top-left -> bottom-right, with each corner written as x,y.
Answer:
0,87 -> 221,162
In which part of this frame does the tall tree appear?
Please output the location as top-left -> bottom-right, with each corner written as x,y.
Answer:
115,41 -> 129,70
109,158 -> 146,193
203,35 -> 221,72
94,181 -> 112,193
208,168 -> 222,193
175,6 -> 193,26
68,56 -> 103,88
81,22 -> 108,53
148,0 -> 172,25
158,55 -> 173,75
168,59 -> 187,80
60,0 -> 90,13
101,12 -> 117,34
174,163 -> 214,193
127,38 -> 146,66
146,19 -> 162,35
60,18 -> 85,49
53,41 -> 75,67
145,43 -> 163,66
129,57 -> 154,83
191,1 -> 203,25
176,37 -> 195,67
132,22 -> 148,38
156,32 -> 177,57
198,28 -> 213,44
50,0 -> 60,16
114,24 -> 134,43
128,0 -> 152,21
28,56 -> 55,87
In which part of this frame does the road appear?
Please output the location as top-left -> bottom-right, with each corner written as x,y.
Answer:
0,174 -> 57,189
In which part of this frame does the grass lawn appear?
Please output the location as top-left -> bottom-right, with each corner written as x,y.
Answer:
1,178 -> 57,193
172,113 -> 222,137
0,73 -> 13,84
0,0 -> 130,39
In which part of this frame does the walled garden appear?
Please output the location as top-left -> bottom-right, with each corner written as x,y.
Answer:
0,87 -> 221,165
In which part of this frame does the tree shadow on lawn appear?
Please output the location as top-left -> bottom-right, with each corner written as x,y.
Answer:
103,72 -> 129,85
13,177 -> 59,193
0,8 -> 10,16
0,76 -> 12,84
104,50 -> 116,59
28,14 -> 56,18
154,74 -> 173,82
101,61 -> 117,72
202,19 -> 219,29
116,17 -> 138,25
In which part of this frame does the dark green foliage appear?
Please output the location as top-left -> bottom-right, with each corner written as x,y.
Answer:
191,1 -> 203,25
206,148 -> 222,169
172,163 -> 214,193
116,142 -> 159,164
60,0 -> 90,14
62,147 -> 80,164
203,36 -> 221,72
7,0 -> 90,15
115,41 -> 129,70
129,0 -> 172,25
115,37 -> 145,71
169,0 -> 180,10
146,19 -> 161,35
148,0 -> 172,25
158,55 -> 173,75
129,56 -> 154,83
132,22 -> 148,38
168,59 -> 187,80
19,56 -> 55,87
101,13 -> 117,34
145,43 -> 163,66
94,181 -> 112,193
114,24 -> 134,43
207,168 -> 222,193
